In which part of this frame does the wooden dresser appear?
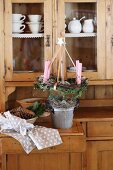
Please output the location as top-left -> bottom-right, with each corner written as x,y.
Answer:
75,107 -> 113,170
1,107 -> 113,170
0,122 -> 85,170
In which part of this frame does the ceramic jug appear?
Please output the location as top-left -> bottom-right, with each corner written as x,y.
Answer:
68,16 -> 85,33
83,19 -> 94,33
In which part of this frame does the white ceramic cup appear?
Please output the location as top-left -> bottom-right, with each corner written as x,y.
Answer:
28,22 -> 43,34
12,14 -> 26,22
28,15 -> 42,22
12,22 -> 26,33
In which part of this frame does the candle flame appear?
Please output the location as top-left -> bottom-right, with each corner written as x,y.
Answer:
54,83 -> 57,90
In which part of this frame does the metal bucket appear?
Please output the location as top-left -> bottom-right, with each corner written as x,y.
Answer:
52,107 -> 74,129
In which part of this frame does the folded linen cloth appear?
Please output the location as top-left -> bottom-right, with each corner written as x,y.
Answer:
0,111 -> 62,154
28,126 -> 62,150
2,129 -> 36,154
0,111 -> 34,135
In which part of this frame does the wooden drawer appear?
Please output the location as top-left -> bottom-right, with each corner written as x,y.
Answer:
87,121 -> 113,137
0,135 -> 85,154
48,135 -> 85,153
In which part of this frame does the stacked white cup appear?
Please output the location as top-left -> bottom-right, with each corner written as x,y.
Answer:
12,14 -> 26,33
27,15 -> 43,34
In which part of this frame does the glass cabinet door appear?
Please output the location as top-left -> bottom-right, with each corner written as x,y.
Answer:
56,0 -> 106,80
5,0 -> 52,81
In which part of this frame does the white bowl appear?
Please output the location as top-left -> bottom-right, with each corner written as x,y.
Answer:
26,112 -> 50,124
67,66 -> 86,72
26,117 -> 37,124
40,111 -> 50,117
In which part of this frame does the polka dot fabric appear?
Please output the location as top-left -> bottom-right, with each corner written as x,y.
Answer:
2,130 -> 36,154
0,112 -> 62,154
28,126 -> 62,150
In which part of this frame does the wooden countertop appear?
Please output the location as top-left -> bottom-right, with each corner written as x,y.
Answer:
74,106 -> 113,122
37,122 -> 84,136
0,122 -> 84,139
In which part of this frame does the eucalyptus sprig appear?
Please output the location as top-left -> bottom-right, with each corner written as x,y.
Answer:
27,101 -> 46,117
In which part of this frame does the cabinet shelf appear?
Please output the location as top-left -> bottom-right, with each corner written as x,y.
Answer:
12,33 -> 44,38
65,33 -> 97,38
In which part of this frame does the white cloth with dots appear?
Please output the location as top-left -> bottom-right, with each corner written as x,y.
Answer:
28,126 -> 62,150
0,111 -> 62,154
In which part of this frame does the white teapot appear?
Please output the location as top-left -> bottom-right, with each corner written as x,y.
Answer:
68,16 -> 85,33
83,19 -> 94,33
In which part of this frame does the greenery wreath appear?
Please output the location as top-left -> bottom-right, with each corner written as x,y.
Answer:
34,75 -> 88,108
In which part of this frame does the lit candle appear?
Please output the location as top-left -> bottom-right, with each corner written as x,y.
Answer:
43,60 -> 51,83
53,83 -> 57,90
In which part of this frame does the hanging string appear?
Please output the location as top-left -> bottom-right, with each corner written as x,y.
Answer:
49,45 -> 61,71
48,38 -> 76,82
60,47 -> 65,83
64,46 -> 76,69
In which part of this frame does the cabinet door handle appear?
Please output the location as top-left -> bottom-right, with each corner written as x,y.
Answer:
111,36 -> 113,46
45,35 -> 50,47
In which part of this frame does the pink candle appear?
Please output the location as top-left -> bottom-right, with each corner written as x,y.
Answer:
43,60 -> 51,83
76,60 -> 82,84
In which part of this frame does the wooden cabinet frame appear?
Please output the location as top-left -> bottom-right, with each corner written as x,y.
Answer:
106,0 -> 113,79
0,0 -> 112,110
56,0 -> 106,80
4,0 -> 53,81
0,0 -> 5,111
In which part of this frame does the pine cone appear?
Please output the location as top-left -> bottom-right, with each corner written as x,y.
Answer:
10,106 -> 35,119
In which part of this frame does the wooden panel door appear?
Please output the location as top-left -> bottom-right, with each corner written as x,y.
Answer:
6,153 -> 69,170
5,152 -> 84,170
56,0 -> 106,80
87,141 -> 113,170
4,0 -> 52,81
